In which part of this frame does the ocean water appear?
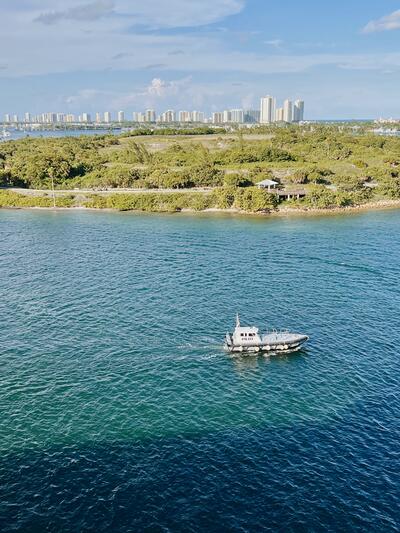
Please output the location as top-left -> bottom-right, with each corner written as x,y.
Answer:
1,129 -> 120,142
0,209 -> 399,532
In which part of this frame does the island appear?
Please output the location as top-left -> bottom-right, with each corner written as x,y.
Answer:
0,123 -> 399,214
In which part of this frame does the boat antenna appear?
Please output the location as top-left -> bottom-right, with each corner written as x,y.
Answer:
236,313 -> 240,327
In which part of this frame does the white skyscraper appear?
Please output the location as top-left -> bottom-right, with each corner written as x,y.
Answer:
293,100 -> 305,122
230,109 -> 244,123
260,95 -> 276,124
191,111 -> 205,123
178,111 -> 189,122
117,111 -> 125,123
24,112 -> 31,123
283,99 -> 293,123
275,107 -> 284,122
223,110 -> 232,123
145,109 -> 156,123
212,112 -> 223,124
82,113 -> 91,123
160,110 -> 176,123
104,111 -> 111,123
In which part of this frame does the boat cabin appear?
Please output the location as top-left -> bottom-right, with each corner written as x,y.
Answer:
232,315 -> 262,345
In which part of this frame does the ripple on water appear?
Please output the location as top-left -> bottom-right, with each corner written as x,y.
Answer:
0,209 -> 400,532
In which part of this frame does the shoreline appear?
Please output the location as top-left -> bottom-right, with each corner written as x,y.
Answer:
2,199 -> 400,217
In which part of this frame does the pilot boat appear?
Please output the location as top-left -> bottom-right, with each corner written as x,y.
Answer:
224,314 -> 309,354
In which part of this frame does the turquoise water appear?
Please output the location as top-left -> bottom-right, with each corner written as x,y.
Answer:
1,209 -> 399,532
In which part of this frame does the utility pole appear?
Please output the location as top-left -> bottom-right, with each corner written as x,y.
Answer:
51,174 -> 56,208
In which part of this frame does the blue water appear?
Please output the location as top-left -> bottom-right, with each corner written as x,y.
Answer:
1,129 -> 120,142
1,209 -> 399,532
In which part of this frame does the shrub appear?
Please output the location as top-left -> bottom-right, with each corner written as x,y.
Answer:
234,187 -> 278,212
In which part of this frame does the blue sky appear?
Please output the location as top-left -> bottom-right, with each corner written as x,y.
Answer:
1,0 -> 400,119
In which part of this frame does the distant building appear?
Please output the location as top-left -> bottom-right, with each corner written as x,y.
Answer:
82,113 -> 91,123
275,107 -> 284,122
223,110 -> 232,123
160,110 -> 176,123
145,109 -> 156,123
293,100 -> 304,122
24,112 -> 31,123
4,114 -> 11,123
12,114 -> 19,123
191,111 -> 205,123
260,95 -> 275,124
104,111 -> 111,123
283,99 -> 293,123
212,112 -> 224,124
230,109 -> 244,123
117,111 -> 125,123
244,109 -> 260,124
179,111 -> 191,122
95,112 -> 101,123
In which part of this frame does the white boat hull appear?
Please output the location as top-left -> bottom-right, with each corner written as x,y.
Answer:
224,332 -> 309,354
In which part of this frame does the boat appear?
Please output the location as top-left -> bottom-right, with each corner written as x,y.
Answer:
224,314 -> 309,354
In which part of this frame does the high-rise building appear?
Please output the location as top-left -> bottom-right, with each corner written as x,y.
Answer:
117,111 -> 125,123
179,111 -> 190,122
244,109 -> 260,124
82,113 -> 91,123
65,114 -> 76,123
24,112 -> 31,123
283,99 -> 293,123
4,114 -> 11,123
57,113 -> 65,123
275,107 -> 284,122
293,100 -> 304,122
230,109 -> 244,124
137,112 -> 146,123
13,114 -> 19,123
260,95 -> 275,124
145,109 -> 156,123
95,112 -> 101,123
160,110 -> 176,123
191,111 -> 205,123
212,112 -> 223,124
223,110 -> 232,123
104,111 -> 111,123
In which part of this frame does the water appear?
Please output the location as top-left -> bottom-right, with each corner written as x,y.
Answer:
0,209 -> 399,532
1,128 -> 120,142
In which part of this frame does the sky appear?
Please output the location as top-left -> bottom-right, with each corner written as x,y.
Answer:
1,0 -> 400,119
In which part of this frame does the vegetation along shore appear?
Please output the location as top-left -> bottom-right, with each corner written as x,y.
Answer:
1,123 -> 399,215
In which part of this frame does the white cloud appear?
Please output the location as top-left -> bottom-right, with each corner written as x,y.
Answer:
35,0 -> 115,24
32,0 -> 244,29
363,10 -> 400,33
264,39 -> 283,48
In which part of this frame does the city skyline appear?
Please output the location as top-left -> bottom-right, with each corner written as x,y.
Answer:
2,94 -> 305,125
0,2 -> 399,119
